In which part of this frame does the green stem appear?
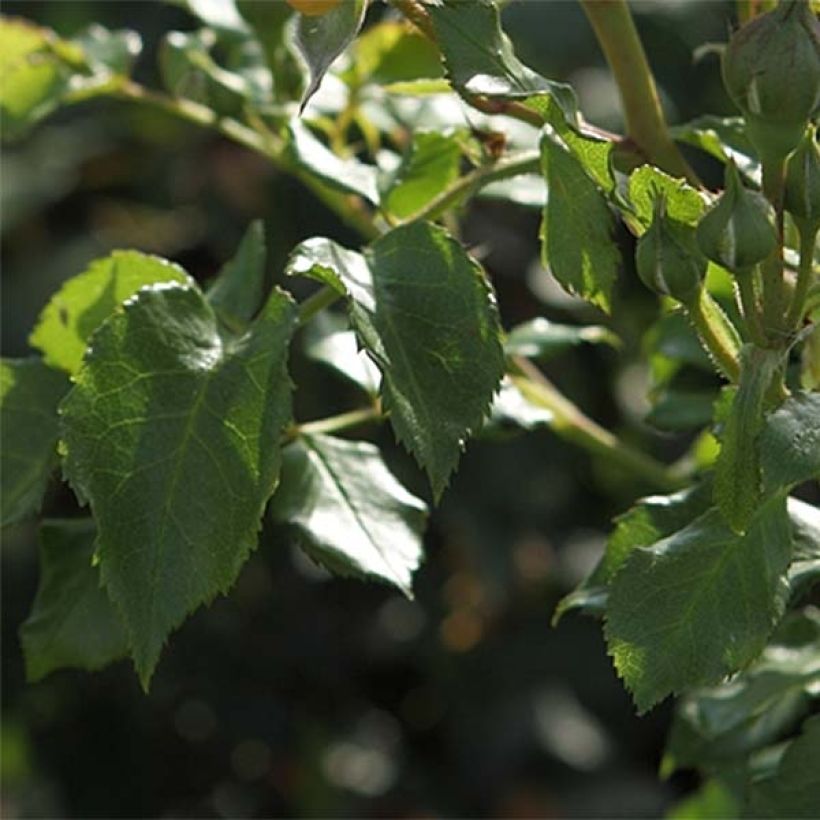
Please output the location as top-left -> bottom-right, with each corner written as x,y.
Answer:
760,155 -> 787,337
579,0 -> 700,186
509,357 -> 687,492
289,405 -> 383,439
786,222 -> 819,329
297,286 -> 343,327
684,288 -> 742,382
736,269 -> 768,346
406,150 -> 541,224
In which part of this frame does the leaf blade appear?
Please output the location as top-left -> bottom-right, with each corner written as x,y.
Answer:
60,282 -> 297,687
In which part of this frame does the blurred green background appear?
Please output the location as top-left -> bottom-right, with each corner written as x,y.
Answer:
2,1 -> 739,817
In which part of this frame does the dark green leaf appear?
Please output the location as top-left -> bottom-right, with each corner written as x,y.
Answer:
664,608 -> 820,774
294,0 -> 367,109
29,250 -> 190,375
670,116 -> 759,183
426,0 -> 577,123
286,119 -> 379,205
714,345 -> 783,533
207,220 -> 267,331
505,317 -> 619,360
553,482 -> 712,624
381,130 -> 463,220
20,519 -> 128,681
788,497 -> 820,600
61,283 -> 297,688
745,715 -> 820,817
271,434 -> 427,594
540,130 -> 620,312
646,387 -> 719,432
0,358 -> 69,527
286,223 -> 505,499
760,392 -> 820,494
605,496 -> 793,713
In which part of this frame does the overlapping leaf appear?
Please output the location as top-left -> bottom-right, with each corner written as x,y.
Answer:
664,608 -> 820,775
286,222 -> 505,499
540,129 -> 620,311
206,220 -> 267,330
29,250 -> 190,375
746,715 -> 820,817
426,0 -> 577,123
61,283 -> 297,687
0,358 -> 69,527
20,519 -> 128,680
294,0 -> 367,109
271,434 -> 427,595
760,392 -> 820,494
605,496 -> 793,713
286,119 -> 380,205
381,130 -> 463,220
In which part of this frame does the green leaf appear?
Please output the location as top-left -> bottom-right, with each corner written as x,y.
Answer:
426,0 -> 577,123
29,250 -> 190,375
714,345 -> 783,533
271,434 -> 427,594
627,165 -> 707,233
745,715 -> 820,817
540,129 -> 620,312
19,519 -> 128,681
0,18 -> 141,141
286,119 -> 379,205
381,130 -> 463,220
72,24 -> 141,76
0,17 -> 72,140
0,358 -> 69,527
646,387 -> 718,432
760,392 -> 820,494
183,0 -> 249,35
552,482 -> 712,625
159,28 -> 267,115
236,0 -> 302,102
605,496 -> 793,713
505,317 -> 619,360
348,19 -> 443,87
60,283 -> 297,688
206,220 -> 267,331
294,0 -> 367,109
664,608 -> 820,775
670,116 -> 759,183
667,780 -> 740,820
788,497 -> 820,600
303,322 -> 381,396
286,222 -> 505,499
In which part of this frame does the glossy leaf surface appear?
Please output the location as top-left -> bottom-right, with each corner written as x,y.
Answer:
271,434 -> 426,595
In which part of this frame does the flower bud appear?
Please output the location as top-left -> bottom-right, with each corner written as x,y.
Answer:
721,0 -> 820,161
784,125 -> 820,230
636,196 -> 706,303
696,162 -> 778,272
